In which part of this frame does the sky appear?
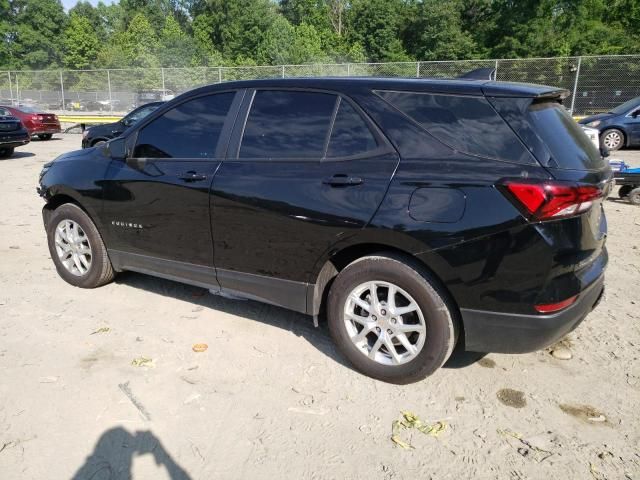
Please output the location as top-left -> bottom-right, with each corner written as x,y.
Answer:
62,0 -> 115,10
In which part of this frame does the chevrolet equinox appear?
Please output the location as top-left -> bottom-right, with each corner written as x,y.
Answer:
38,77 -> 611,383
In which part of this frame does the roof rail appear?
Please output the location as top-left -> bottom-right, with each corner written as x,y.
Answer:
458,67 -> 496,81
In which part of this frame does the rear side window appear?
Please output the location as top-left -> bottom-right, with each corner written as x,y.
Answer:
526,101 -> 605,171
240,90 -> 336,159
133,92 -> 234,158
327,99 -> 378,157
377,91 -> 532,164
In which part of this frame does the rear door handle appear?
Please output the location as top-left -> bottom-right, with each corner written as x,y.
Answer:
178,171 -> 208,182
323,174 -> 363,187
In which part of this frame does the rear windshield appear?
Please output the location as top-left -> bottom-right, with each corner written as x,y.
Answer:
527,101 -> 605,171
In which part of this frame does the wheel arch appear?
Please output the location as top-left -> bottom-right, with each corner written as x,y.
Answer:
308,242 -> 461,335
42,191 -> 104,238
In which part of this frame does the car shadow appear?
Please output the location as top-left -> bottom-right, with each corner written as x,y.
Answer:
0,151 -> 35,159
71,427 -> 191,480
115,271 -> 487,374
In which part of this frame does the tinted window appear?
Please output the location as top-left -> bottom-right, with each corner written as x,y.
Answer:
133,92 -> 234,159
240,90 -> 336,159
527,101 -> 605,170
0,108 -> 10,116
327,100 -> 378,157
126,104 -> 160,125
378,91 -> 531,163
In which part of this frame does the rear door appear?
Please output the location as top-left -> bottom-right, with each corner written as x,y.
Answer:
102,90 -> 239,270
210,88 -> 398,311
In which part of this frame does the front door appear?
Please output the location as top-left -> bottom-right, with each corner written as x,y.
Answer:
102,91 -> 239,271
210,89 -> 399,311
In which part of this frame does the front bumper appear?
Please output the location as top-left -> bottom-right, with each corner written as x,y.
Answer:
461,275 -> 605,353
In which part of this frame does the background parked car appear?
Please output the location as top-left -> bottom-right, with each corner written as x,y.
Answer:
0,107 -> 30,158
0,105 -> 61,140
82,101 -> 163,148
579,96 -> 640,151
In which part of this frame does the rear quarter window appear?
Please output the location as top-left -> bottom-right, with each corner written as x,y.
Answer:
376,90 -> 534,164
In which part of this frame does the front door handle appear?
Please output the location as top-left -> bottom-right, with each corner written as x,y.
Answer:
178,171 -> 207,182
323,174 -> 363,187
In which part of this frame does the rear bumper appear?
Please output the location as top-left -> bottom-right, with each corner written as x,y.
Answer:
461,275 -> 604,353
0,132 -> 30,148
30,127 -> 61,135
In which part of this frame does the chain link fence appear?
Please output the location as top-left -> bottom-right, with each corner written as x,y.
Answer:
1,55 -> 638,116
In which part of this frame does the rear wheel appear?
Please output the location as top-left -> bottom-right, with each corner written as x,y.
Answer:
619,185 -> 632,198
0,147 -> 14,158
46,203 -> 114,288
601,128 -> 624,151
38,134 -> 53,140
629,188 -> 640,206
327,254 -> 457,384
92,139 -> 106,147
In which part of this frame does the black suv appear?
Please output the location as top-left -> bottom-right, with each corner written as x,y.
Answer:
38,78 -> 610,383
82,102 -> 163,148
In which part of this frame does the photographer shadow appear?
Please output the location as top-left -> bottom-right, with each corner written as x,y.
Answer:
72,427 -> 191,480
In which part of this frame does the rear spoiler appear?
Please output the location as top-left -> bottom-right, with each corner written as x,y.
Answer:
458,68 -> 496,81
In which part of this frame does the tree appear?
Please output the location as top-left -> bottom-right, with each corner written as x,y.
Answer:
98,12 -> 159,68
257,17 -> 326,64
347,0 -> 411,62
403,0 -> 478,61
63,13 -> 100,69
159,15 -> 196,67
8,0 -> 67,69
192,0 -> 279,61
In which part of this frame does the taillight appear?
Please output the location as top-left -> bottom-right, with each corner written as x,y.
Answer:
500,180 -> 602,221
535,295 -> 578,313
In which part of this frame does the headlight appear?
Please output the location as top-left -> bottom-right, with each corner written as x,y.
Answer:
587,120 -> 601,128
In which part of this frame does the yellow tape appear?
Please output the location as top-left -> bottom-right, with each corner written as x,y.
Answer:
58,115 -> 122,124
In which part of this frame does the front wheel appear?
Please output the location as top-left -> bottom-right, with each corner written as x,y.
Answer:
629,188 -> 640,206
327,254 -> 457,384
601,128 -> 624,151
0,147 -> 14,158
46,203 -> 115,288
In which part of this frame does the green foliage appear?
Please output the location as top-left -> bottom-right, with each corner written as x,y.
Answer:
0,0 -> 638,71
63,13 -> 100,69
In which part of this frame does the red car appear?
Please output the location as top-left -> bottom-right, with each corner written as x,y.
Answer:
0,105 -> 61,140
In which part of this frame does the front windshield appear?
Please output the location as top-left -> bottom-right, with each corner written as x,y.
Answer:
609,96 -> 640,115
0,107 -> 10,116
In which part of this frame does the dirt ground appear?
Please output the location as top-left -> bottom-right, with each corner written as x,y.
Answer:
0,134 -> 638,480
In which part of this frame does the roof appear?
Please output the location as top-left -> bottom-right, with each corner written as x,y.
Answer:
193,76 -> 569,99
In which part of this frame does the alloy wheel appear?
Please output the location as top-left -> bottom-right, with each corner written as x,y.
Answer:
54,219 -> 92,276
343,281 -> 426,365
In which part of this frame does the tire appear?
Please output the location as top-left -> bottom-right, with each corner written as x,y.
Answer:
619,185 -> 632,198
0,147 -> 14,159
38,134 -> 53,140
92,139 -> 107,147
46,203 -> 115,288
601,128 -> 624,151
327,254 -> 458,384
629,188 -> 640,206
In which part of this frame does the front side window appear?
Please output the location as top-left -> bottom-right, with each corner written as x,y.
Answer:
240,90 -> 336,159
133,92 -> 234,159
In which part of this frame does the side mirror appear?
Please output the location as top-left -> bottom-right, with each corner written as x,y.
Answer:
105,137 -> 126,159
